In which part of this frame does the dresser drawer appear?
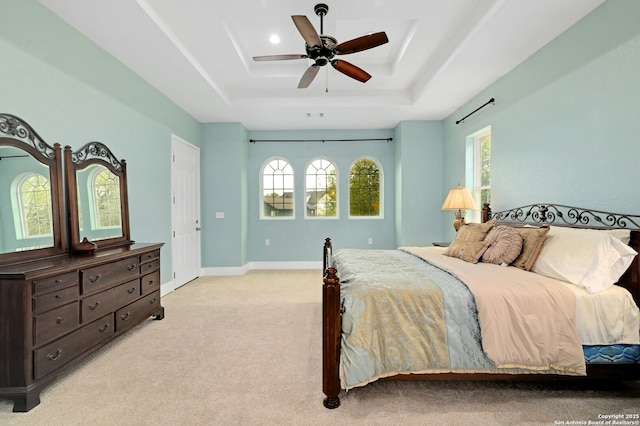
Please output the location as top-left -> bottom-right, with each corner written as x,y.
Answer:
115,291 -> 161,333
140,259 -> 160,275
81,257 -> 139,294
81,287 -> 114,324
140,270 -> 160,296
33,286 -> 79,314
140,249 -> 160,264
33,302 -> 80,347
113,279 -> 141,307
34,314 -> 114,380
32,271 -> 78,295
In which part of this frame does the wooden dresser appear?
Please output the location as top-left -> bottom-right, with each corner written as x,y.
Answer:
0,243 -> 164,412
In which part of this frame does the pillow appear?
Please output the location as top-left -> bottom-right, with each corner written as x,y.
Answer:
481,225 -> 524,265
444,221 -> 495,263
550,226 -> 631,244
531,226 -> 638,293
511,225 -> 550,271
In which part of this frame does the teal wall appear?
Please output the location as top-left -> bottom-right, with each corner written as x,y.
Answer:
394,121 -> 443,247
1,0 -> 202,284
201,123 -> 248,268
441,0 -> 640,241
2,0 -> 639,272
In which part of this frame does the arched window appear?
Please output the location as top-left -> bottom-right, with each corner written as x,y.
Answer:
349,157 -> 382,218
92,168 -> 121,228
305,158 -> 337,218
17,173 -> 53,237
261,158 -> 294,218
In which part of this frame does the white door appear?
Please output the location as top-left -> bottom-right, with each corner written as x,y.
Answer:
171,135 -> 200,289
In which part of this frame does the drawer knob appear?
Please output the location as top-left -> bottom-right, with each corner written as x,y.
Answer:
55,294 -> 63,299
47,349 -> 63,361
120,312 -> 131,321
127,264 -> 136,271
56,316 -> 64,324
127,287 -> 136,294
149,298 -> 157,304
88,274 -> 102,283
98,324 -> 110,333
88,301 -> 101,310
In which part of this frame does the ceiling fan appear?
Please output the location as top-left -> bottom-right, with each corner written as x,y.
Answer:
253,3 -> 389,89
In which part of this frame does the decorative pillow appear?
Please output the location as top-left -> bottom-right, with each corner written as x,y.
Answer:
511,225 -> 550,271
444,221 -> 495,263
481,225 -> 524,265
531,226 -> 638,293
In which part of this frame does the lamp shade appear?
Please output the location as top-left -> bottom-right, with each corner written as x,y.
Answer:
441,185 -> 476,211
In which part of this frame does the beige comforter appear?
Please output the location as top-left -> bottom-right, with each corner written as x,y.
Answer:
404,247 -> 586,375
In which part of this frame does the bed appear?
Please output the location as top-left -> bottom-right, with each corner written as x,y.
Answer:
321,203 -> 640,408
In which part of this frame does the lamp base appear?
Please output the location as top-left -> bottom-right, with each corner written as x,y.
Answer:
453,210 -> 466,231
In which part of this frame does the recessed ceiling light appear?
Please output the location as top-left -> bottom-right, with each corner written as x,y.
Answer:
269,34 -> 280,44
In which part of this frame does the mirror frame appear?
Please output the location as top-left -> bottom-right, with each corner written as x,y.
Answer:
64,141 -> 132,251
0,113 -> 66,266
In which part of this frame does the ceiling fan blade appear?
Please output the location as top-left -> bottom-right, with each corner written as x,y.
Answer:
298,64 -> 321,88
291,15 -> 322,47
331,60 -> 371,83
253,54 -> 307,62
335,32 -> 389,55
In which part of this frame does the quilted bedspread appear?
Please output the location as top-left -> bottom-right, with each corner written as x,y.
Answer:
334,248 -> 586,390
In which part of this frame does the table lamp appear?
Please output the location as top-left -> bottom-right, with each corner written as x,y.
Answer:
441,184 -> 476,231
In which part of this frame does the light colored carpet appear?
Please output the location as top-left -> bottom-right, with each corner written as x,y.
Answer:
1,269 -> 638,425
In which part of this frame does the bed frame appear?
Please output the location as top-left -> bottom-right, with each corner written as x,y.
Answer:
322,203 -> 640,409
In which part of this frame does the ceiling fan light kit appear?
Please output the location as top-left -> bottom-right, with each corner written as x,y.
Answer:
253,3 -> 388,89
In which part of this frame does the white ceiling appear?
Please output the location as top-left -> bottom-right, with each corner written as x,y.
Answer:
39,0 -> 605,130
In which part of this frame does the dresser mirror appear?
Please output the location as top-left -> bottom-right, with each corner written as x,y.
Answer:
0,114 -> 66,266
64,141 -> 132,250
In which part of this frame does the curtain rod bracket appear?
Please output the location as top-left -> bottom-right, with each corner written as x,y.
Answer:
456,97 -> 495,125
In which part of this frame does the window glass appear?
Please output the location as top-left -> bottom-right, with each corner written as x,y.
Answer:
19,173 -> 52,237
349,158 -> 382,217
262,158 -> 294,218
93,170 -> 121,228
305,158 -> 337,218
475,129 -> 491,208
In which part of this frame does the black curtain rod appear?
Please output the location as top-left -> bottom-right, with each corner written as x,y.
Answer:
0,155 -> 29,160
456,97 -> 495,125
249,137 -> 393,143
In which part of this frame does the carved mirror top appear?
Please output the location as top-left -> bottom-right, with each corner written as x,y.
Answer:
65,141 -> 132,252
0,114 -> 66,266
70,141 -> 124,172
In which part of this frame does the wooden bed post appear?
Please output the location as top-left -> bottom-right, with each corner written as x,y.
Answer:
323,254 -> 341,409
481,203 -> 491,223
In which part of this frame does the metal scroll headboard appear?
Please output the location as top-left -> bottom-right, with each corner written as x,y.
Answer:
483,203 -> 640,230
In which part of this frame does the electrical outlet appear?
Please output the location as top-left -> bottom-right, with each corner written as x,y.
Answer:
368,238 -> 373,245
265,239 -> 270,246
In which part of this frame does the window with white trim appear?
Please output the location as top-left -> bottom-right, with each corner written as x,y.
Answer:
261,158 -> 294,218
349,157 -> 382,218
305,158 -> 337,218
472,127 -> 491,209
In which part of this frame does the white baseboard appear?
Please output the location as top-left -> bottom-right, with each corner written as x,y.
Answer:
161,262 -> 324,296
247,261 -> 322,270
